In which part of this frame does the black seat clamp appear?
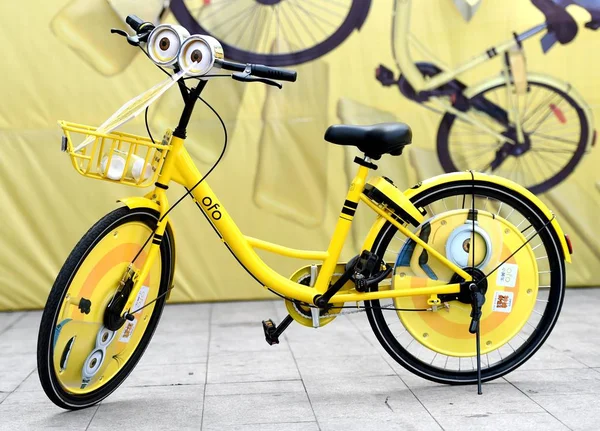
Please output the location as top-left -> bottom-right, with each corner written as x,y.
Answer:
354,156 -> 378,170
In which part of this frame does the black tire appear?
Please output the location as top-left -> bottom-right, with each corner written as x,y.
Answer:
436,80 -> 589,195
170,0 -> 371,67
37,207 -> 174,409
366,180 -> 565,384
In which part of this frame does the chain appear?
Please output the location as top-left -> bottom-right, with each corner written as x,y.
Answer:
320,303 -> 416,318
321,307 -> 367,318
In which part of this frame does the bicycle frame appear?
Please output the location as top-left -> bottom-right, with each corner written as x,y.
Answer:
119,83 -> 476,312
121,135 -> 473,312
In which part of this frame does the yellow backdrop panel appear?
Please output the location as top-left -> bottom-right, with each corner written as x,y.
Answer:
1,0 -> 599,310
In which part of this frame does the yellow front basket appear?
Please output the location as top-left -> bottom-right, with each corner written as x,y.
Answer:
59,121 -> 172,188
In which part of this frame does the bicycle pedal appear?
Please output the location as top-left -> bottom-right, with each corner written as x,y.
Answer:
262,319 -> 280,345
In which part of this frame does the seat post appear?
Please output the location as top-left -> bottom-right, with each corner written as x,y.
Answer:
354,155 -> 378,170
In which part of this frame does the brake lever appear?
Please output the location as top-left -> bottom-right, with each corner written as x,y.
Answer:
110,28 -> 152,46
232,72 -> 282,89
111,28 -> 128,38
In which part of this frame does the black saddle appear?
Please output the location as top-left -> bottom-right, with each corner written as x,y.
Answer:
324,123 -> 412,160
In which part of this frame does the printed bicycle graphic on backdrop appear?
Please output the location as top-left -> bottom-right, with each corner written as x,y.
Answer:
168,0 -> 599,194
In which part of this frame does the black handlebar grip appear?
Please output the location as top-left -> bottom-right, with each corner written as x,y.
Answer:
250,64 -> 297,82
126,15 -> 144,32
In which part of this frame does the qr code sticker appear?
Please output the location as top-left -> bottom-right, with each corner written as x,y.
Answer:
496,263 -> 518,288
119,319 -> 137,343
492,291 -> 514,313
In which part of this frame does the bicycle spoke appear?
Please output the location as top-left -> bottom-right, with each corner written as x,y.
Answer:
286,1 -> 318,45
522,85 -> 534,120
280,3 -> 306,50
303,0 -> 347,19
276,5 -> 295,54
290,0 -> 339,31
523,93 -> 564,132
532,150 -> 567,169
258,7 -> 274,53
208,3 -> 257,34
529,147 -> 575,155
393,235 -> 406,244
531,132 -> 580,146
448,138 -> 500,147
322,0 -> 353,8
248,6 -> 265,51
197,0 -> 242,23
521,87 -> 556,126
535,122 -> 580,135
232,5 -> 260,47
430,352 -> 438,365
520,153 -> 547,187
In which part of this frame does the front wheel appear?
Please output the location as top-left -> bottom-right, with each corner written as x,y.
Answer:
37,207 -> 174,409
366,180 -> 565,384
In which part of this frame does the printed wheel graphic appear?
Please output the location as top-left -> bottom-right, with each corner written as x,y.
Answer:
37,207 -> 174,409
367,180 -> 565,384
436,77 -> 590,194
170,0 -> 371,66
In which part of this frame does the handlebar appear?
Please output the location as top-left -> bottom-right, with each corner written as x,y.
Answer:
215,59 -> 297,82
123,15 -> 297,84
125,15 -> 145,33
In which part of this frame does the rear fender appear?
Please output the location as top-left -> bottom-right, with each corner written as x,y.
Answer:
361,172 -> 571,263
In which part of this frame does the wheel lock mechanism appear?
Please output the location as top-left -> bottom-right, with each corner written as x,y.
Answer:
104,268 -> 136,332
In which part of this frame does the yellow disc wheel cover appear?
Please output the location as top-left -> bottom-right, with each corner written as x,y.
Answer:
52,221 -> 162,394
393,209 -> 538,357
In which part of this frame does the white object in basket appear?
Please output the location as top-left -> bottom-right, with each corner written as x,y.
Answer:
100,150 -> 153,181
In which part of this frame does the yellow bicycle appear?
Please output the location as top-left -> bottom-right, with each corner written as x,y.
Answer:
38,15 -> 573,409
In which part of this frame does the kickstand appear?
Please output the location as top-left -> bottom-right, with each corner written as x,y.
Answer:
469,283 -> 485,395
475,320 -> 483,395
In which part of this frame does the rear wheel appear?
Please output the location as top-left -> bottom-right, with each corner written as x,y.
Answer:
37,207 -> 174,409
366,180 -> 565,384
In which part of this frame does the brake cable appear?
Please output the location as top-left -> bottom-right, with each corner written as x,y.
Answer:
122,76 -> 229,314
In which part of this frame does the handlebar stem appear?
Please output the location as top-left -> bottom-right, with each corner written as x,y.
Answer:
173,80 -> 208,139
516,23 -> 548,44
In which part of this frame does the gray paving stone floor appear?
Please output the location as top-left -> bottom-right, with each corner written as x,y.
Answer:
1,288 -> 600,430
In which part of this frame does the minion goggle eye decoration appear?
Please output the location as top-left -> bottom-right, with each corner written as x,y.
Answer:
146,25 -> 224,77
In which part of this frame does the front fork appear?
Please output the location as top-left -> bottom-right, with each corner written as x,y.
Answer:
118,132 -> 183,315
120,188 -> 170,316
